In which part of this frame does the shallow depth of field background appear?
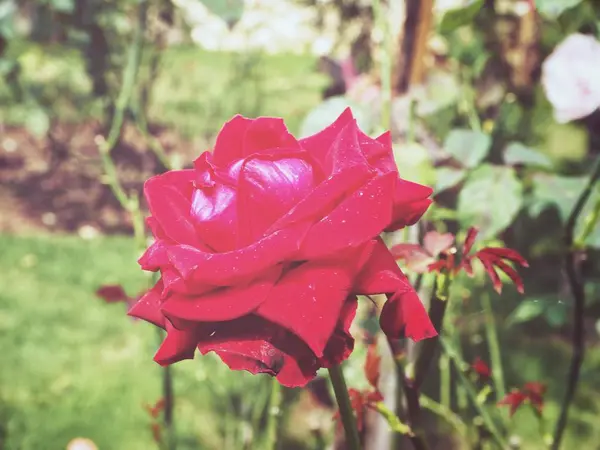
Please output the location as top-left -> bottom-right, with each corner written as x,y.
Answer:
1,1 -> 600,449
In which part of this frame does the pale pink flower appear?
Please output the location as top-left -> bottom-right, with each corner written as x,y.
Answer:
541,33 -> 600,123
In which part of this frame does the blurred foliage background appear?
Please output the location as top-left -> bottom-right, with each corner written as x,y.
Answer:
1,0 -> 600,449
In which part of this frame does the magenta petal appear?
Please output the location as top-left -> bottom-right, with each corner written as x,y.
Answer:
321,296 -> 358,367
161,266 -> 282,324
360,130 -> 397,174
380,290 -> 437,342
257,246 -> 371,358
144,173 -> 202,247
166,223 -> 310,285
191,183 -> 238,252
299,108 -> 354,167
154,321 -> 201,366
354,238 -> 414,295
298,172 -> 396,259
237,153 -> 316,244
212,115 -> 252,165
243,117 -> 301,155
197,316 -> 319,387
267,164 -> 372,233
128,280 -> 166,328
138,240 -> 170,271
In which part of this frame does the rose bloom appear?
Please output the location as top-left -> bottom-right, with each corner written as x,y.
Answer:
130,109 -> 435,387
541,33 -> 600,123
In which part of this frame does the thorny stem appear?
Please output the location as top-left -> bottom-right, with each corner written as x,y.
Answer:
440,337 -> 508,449
328,365 -> 361,450
264,378 -> 282,450
481,293 -> 506,400
551,155 -> 600,450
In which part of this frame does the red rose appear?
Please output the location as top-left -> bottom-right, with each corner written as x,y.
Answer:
130,109 -> 436,387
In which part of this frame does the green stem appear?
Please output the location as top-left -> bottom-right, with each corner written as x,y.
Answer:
440,337 -> 508,449
328,365 -> 361,450
439,354 -> 451,409
264,378 -> 282,450
481,294 -> 506,400
420,394 -> 468,439
372,0 -> 392,131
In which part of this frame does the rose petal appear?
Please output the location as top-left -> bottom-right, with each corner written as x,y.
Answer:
267,164 -> 373,233
257,246 -> 371,358
298,172 -> 396,259
386,179 -> 433,231
212,115 -> 252,165
360,130 -> 396,174
321,296 -> 358,367
299,107 -> 354,168
161,265 -> 282,324
154,321 -> 202,366
237,153 -> 316,244
139,240 -> 170,272
144,172 -> 202,247
380,289 -> 437,342
128,279 -> 166,327
243,117 -> 301,155
166,223 -> 310,285
197,315 -> 319,387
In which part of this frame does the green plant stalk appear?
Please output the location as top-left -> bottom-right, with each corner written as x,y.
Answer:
420,394 -> 468,440
372,0 -> 392,131
328,365 -> 361,450
576,196 -> 600,247
551,155 -> 600,450
481,293 -> 506,400
264,378 -> 282,450
439,354 -> 451,409
440,337 -> 508,449
132,105 -> 171,170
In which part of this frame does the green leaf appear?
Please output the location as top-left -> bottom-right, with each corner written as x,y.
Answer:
435,167 -> 468,193
443,129 -> 491,169
457,165 -> 523,239
299,96 -> 372,138
506,300 -> 546,327
439,0 -> 484,34
544,302 -> 568,328
200,0 -> 244,27
504,142 -> 553,169
393,142 -> 436,186
24,108 -> 50,137
534,0 -> 584,19
529,173 -> 600,247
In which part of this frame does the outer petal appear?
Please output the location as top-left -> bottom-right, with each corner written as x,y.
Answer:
144,171 -> 202,247
166,223 -> 310,285
380,290 -> 437,342
360,130 -> 397,174
386,178 -> 434,231
161,265 -> 282,324
139,240 -> 170,272
237,152 -> 316,244
257,244 -> 373,358
297,172 -> 396,259
211,115 -> 252,165
128,279 -> 166,328
353,239 -> 436,342
197,315 -> 319,387
320,296 -> 358,367
299,107 -> 354,166
243,117 -> 301,155
154,321 -> 202,366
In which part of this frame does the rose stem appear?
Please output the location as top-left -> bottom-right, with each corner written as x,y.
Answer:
264,377 -> 282,450
481,293 -> 506,400
551,154 -> 600,450
328,365 -> 362,450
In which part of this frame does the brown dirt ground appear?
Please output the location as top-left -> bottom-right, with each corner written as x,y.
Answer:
0,121 -> 201,235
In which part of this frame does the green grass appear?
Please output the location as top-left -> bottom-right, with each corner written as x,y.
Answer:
2,234 -> 600,450
0,234 -> 273,450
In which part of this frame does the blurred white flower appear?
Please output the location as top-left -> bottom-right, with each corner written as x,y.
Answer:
542,33 -> 600,123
